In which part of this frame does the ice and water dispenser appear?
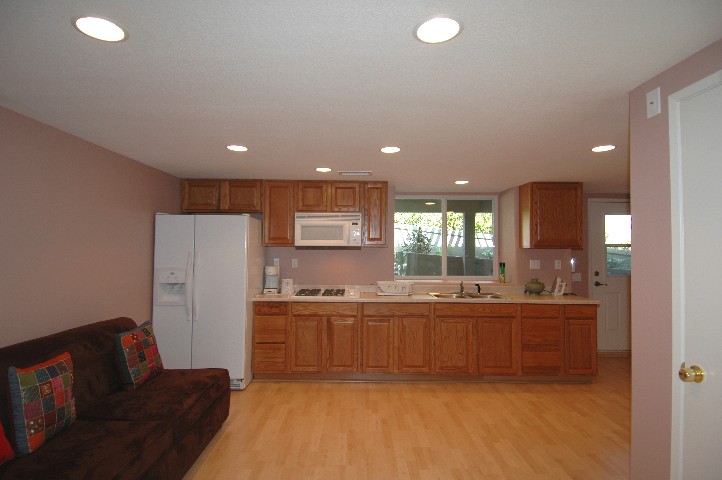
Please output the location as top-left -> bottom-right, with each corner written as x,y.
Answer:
154,268 -> 187,305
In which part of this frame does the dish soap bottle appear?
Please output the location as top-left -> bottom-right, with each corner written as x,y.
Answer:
499,262 -> 505,283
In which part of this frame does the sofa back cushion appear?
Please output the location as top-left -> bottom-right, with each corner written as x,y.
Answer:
0,318 -> 137,444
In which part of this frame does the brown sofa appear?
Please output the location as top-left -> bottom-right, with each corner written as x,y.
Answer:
0,318 -> 230,480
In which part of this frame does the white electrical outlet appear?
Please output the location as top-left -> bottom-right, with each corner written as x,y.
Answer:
292,258 -> 298,268
572,273 -> 582,282
555,260 -> 561,270
273,258 -> 279,266
530,260 -> 541,270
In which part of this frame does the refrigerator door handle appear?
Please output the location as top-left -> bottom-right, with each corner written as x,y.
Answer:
192,251 -> 199,322
184,252 -> 193,322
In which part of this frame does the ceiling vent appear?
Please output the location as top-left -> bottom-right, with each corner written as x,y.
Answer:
338,170 -> 372,176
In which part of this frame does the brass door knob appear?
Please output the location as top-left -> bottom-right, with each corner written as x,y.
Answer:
679,362 -> 705,383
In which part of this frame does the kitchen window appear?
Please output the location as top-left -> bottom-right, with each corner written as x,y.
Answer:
394,196 -> 497,279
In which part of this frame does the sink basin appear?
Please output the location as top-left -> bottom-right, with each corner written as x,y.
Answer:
428,292 -> 508,299
429,293 -> 468,298
465,293 -> 507,299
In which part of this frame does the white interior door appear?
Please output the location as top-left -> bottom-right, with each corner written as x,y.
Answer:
589,200 -> 631,351
669,70 -> 722,480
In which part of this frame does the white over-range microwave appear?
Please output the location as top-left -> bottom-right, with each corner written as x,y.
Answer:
294,212 -> 362,247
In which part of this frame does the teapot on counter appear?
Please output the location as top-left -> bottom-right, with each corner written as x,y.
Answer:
525,278 -> 545,295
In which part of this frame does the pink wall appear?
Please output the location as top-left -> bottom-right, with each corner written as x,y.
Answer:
629,38 -> 722,479
0,107 -> 179,347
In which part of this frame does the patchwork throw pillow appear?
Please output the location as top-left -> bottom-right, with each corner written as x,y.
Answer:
7,352 -> 76,455
115,321 -> 163,390
0,421 -> 14,465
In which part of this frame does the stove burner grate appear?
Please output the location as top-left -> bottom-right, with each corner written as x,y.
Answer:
322,288 -> 345,297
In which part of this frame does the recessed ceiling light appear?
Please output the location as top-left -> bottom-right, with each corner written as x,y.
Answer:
226,145 -> 248,152
73,16 -> 126,42
455,180 -> 469,185
381,146 -> 400,154
592,145 -> 616,153
415,16 -> 462,44
425,202 -> 436,205
316,167 -> 332,173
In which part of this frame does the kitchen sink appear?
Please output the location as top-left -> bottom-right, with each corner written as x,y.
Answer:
429,292 -> 508,299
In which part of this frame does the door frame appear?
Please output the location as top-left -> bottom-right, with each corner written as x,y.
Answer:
587,198 -> 631,351
669,69 -> 722,480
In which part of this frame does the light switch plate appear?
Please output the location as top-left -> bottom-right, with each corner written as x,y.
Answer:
572,272 -> 582,282
554,260 -> 561,270
647,87 -> 661,118
530,260 -> 541,270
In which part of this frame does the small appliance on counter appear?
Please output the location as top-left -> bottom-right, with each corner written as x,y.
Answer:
281,278 -> 294,295
376,280 -> 413,296
264,265 -> 280,294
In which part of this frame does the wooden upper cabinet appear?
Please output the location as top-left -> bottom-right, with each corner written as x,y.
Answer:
297,181 -> 329,211
182,179 -> 261,212
297,181 -> 361,212
330,182 -> 361,212
262,180 -> 296,246
181,180 -> 220,212
519,182 -> 583,249
220,180 -> 262,212
363,181 -> 388,246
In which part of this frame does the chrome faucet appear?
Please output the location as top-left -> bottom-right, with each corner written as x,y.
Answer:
459,281 -> 464,294
475,283 -> 481,294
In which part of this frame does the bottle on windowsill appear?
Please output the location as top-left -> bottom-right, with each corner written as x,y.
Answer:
499,262 -> 505,283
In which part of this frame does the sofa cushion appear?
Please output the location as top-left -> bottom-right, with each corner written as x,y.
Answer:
7,352 -> 76,455
114,321 -> 163,390
0,421 -> 13,465
0,419 -> 172,480
80,368 -> 229,439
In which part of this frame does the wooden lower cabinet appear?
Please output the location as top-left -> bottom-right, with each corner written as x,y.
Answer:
434,317 -> 475,374
521,305 -> 563,375
290,303 -> 359,373
564,305 -> 598,375
362,303 -> 432,374
477,305 -> 520,375
254,300 -> 596,380
434,303 -> 519,376
253,302 -> 288,373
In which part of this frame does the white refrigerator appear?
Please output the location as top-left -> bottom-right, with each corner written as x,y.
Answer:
152,214 -> 263,390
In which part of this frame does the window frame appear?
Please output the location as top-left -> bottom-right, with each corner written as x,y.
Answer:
393,194 -> 498,281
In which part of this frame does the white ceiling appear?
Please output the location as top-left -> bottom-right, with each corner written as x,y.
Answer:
1,1 -> 721,194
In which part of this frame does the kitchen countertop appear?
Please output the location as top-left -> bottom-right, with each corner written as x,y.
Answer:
254,291 -> 599,305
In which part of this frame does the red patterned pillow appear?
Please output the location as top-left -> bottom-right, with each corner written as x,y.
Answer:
7,352 -> 76,455
115,321 -> 163,390
0,421 -> 14,465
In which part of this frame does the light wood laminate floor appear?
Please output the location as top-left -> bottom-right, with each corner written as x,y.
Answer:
184,355 -> 630,479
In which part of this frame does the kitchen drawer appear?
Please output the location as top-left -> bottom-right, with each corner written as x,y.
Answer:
253,344 -> 286,373
435,303 -> 516,317
564,304 -> 597,319
291,302 -> 358,316
255,302 -> 288,315
521,304 -> 560,318
254,316 -> 286,343
522,318 -> 561,345
363,303 -> 430,316
522,347 -> 561,375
